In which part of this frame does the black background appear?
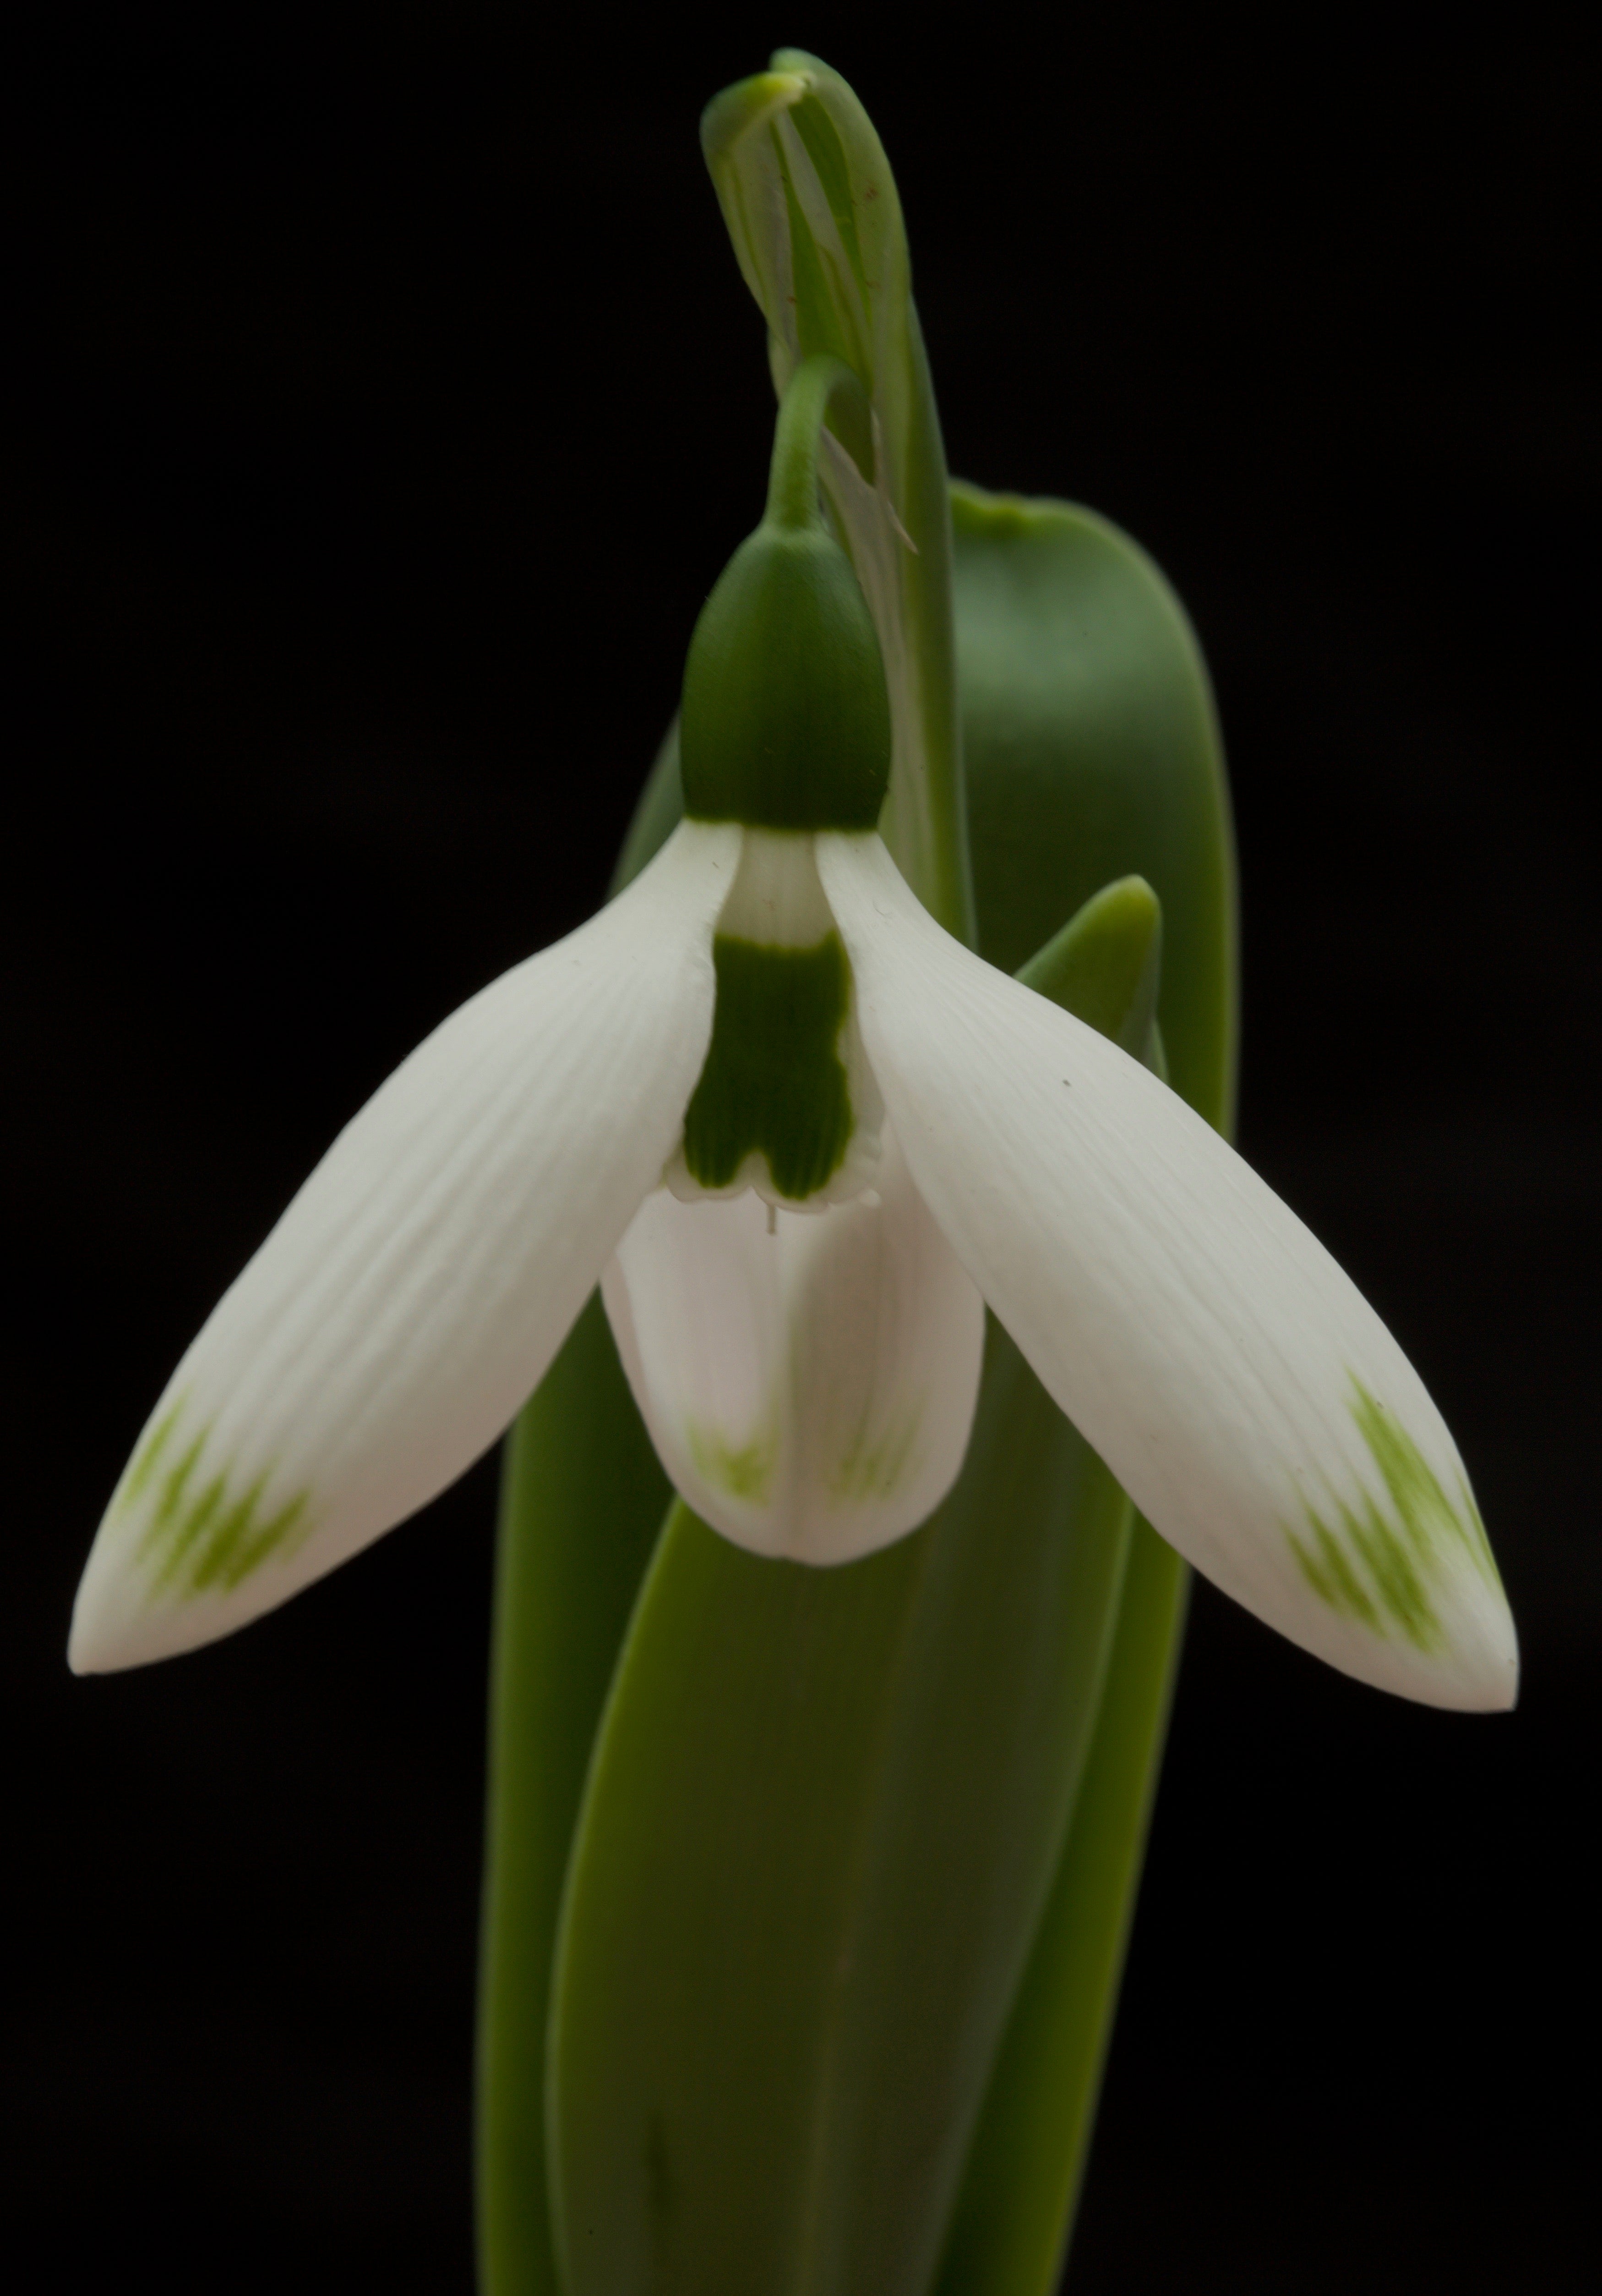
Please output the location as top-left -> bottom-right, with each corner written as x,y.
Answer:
6,5 -> 1595,2290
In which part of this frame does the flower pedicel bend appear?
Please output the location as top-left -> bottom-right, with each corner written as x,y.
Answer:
71,359 -> 1517,1712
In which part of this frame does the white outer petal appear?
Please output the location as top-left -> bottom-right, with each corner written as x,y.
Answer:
602,1124 -> 985,1564
818,832 -> 1517,1710
71,821 -> 742,1672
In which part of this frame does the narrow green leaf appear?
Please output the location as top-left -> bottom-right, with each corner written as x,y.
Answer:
934,1527 -> 1188,2296
932,484 -> 1237,2296
475,1294 -> 671,2296
548,1411 -> 1129,2296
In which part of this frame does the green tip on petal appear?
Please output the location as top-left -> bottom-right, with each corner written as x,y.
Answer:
1286,1375 -> 1513,1685
681,933 -> 856,1200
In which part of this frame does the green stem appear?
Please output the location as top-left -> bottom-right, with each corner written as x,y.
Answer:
764,354 -> 873,533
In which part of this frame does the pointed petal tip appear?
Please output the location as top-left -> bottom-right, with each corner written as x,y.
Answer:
69,819 -> 742,1675
1444,1597 -> 1521,1714
1381,1632 -> 1519,1714
818,833 -> 1522,1714
67,1586 -> 151,1677
66,1527 -> 218,1675
1404,1641 -> 1519,1715
68,1526 -> 137,1675
65,1617 -> 141,1677
1229,1514 -> 1521,1711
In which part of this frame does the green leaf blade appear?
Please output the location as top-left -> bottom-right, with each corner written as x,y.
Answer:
954,481 -> 1237,1129
548,1347 -> 1133,2296
475,1295 -> 671,2296
931,483 -> 1237,2295
934,1524 -> 1188,2296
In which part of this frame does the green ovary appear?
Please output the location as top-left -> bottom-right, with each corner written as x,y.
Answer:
681,932 -> 855,1201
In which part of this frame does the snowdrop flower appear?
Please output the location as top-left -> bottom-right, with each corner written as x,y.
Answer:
71,363 -> 1516,1713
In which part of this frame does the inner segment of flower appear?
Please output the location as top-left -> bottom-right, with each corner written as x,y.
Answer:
664,829 -> 883,1211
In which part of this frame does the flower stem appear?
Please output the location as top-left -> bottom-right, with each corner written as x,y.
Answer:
764,354 -> 874,534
